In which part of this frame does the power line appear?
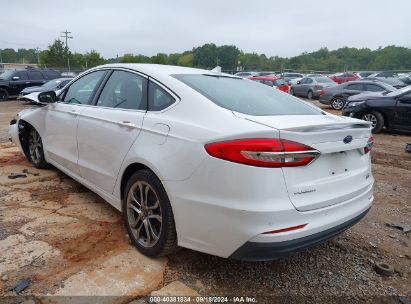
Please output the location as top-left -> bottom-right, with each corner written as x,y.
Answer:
60,30 -> 73,50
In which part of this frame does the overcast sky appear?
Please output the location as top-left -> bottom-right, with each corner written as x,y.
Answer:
1,0 -> 410,58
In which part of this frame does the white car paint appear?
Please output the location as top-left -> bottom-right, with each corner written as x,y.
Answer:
9,64 -> 374,260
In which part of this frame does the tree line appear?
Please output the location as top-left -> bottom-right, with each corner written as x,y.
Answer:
1,39 -> 411,72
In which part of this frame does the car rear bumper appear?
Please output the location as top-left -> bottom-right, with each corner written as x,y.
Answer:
229,207 -> 370,261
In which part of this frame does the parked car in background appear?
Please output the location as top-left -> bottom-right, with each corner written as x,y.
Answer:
9,63 -> 374,261
281,72 -> 304,84
398,73 -> 411,85
255,71 -> 277,76
319,80 -> 396,110
329,72 -> 359,84
355,71 -> 375,79
248,75 -> 289,93
289,74 -> 322,86
18,78 -> 72,102
362,75 -> 405,89
0,68 -> 61,101
343,86 -> 411,133
290,76 -> 336,99
234,71 -> 258,78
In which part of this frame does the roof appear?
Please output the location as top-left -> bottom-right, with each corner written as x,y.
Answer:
96,63 -> 213,76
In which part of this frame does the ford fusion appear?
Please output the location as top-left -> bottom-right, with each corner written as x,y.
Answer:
8,64 -> 374,261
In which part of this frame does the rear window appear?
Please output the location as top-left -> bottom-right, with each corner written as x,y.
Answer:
273,79 -> 286,86
45,70 -> 61,79
314,77 -> 334,83
173,74 -> 321,116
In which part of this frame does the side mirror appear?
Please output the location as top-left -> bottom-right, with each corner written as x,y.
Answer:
12,76 -> 20,81
38,91 -> 57,104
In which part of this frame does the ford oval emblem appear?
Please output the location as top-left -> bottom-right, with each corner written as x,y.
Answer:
343,135 -> 353,144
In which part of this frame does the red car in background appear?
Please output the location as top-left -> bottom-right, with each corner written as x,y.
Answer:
248,76 -> 289,93
329,72 -> 359,84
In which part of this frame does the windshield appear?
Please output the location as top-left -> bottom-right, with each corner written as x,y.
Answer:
173,74 -> 321,116
314,77 -> 334,83
386,85 -> 411,97
42,80 -> 60,89
0,70 -> 14,80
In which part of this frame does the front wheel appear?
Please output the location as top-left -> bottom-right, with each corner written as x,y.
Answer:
362,111 -> 384,134
28,128 -> 48,168
290,88 -> 295,96
0,89 -> 9,101
123,170 -> 178,257
330,96 -> 346,110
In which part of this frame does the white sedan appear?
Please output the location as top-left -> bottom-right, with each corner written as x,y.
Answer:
9,64 -> 374,261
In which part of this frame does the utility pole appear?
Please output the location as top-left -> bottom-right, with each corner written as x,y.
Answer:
61,30 -> 73,71
35,47 -> 40,66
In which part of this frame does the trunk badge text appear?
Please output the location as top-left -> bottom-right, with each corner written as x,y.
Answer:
294,189 -> 316,195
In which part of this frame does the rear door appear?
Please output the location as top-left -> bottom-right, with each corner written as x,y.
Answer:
9,71 -> 29,95
343,83 -> 365,98
76,69 -> 147,194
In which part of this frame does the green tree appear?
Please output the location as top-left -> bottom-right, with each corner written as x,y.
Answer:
193,43 -> 218,68
217,45 -> 240,69
84,50 -> 105,67
151,53 -> 168,64
40,39 -> 67,67
177,52 -> 194,67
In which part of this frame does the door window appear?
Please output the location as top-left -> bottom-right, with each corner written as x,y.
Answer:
346,84 -> 364,91
63,70 -> 106,105
15,71 -> 28,80
148,81 -> 175,111
305,78 -> 313,84
96,70 -> 147,110
28,71 -> 44,80
365,84 -> 385,92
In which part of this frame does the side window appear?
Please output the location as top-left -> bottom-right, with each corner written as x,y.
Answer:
148,81 -> 175,111
28,71 -> 44,80
299,78 -> 307,84
305,78 -> 313,84
96,70 -> 147,110
15,71 -> 28,80
365,84 -> 385,92
346,84 -> 364,91
63,70 -> 106,104
45,71 -> 60,79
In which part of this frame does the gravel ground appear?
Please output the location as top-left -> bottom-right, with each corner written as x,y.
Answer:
0,99 -> 410,303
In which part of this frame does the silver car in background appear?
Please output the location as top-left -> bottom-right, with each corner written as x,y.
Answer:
290,76 -> 336,99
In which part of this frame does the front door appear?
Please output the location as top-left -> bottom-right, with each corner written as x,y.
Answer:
76,70 -> 147,194
393,92 -> 411,132
44,70 -> 107,175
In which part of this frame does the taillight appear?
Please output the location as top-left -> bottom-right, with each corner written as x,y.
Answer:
319,89 -> 325,96
205,138 -> 320,167
364,136 -> 374,154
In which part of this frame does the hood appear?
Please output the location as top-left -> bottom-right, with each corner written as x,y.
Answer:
371,77 -> 405,86
21,86 -> 46,93
347,91 -> 385,102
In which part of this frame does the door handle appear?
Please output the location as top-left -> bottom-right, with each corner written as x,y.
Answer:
25,82 -> 31,84
118,120 -> 136,128
69,109 -> 78,116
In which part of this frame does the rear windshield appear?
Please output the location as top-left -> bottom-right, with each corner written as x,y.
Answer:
273,79 -> 286,86
173,74 -> 321,116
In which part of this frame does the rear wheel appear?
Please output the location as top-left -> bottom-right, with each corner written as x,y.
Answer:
0,89 -> 9,101
307,90 -> 313,100
362,111 -> 384,133
28,128 -> 48,168
123,170 -> 178,257
330,96 -> 346,110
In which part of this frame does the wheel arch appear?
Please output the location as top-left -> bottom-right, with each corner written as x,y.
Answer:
17,119 -> 35,159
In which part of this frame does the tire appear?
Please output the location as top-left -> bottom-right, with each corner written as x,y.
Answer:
362,111 -> 384,134
330,96 -> 346,110
123,169 -> 178,257
290,88 -> 295,96
307,90 -> 313,100
0,88 -> 9,101
28,128 -> 48,169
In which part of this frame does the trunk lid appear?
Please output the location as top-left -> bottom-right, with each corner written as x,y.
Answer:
236,113 -> 374,211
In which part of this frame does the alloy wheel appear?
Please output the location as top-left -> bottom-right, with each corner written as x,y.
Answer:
28,129 -> 43,164
331,97 -> 345,110
126,181 -> 162,248
362,113 -> 378,128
